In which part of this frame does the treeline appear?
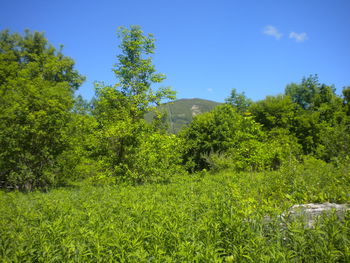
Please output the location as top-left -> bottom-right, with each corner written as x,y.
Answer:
1,27 -> 349,190
182,77 -> 350,173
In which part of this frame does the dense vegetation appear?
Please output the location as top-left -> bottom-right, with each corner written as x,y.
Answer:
1,160 -> 349,262
0,30 -> 85,190
1,27 -> 349,261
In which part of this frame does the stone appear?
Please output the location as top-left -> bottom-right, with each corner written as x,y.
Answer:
282,203 -> 350,228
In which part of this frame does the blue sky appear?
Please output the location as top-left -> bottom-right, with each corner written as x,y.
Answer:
1,0 -> 349,102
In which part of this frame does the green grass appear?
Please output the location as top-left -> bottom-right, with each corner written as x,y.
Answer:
1,160 -> 349,262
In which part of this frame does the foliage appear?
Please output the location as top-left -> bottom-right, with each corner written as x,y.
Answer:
181,103 -> 304,172
342,86 -> 350,115
247,75 -> 349,159
249,95 -> 297,130
112,25 -> 175,121
57,102 -> 99,182
1,161 -> 349,262
1,27 -> 349,260
225,88 -> 252,113
288,82 -> 347,156
0,30 -> 84,190
180,104 -> 264,171
124,132 -> 185,183
91,118 -> 185,184
285,74 -> 322,110
204,128 -> 302,172
91,26 -> 180,182
316,123 -> 350,162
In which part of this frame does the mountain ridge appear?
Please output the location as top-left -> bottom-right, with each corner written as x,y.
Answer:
146,98 -> 221,133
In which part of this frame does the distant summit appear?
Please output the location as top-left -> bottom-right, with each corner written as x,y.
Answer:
146,98 -> 221,133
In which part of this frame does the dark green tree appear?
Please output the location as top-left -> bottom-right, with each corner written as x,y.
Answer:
285,75 -> 320,109
249,95 -> 296,130
282,75 -> 347,155
285,74 -> 341,113
316,123 -> 350,162
225,88 -> 252,113
343,86 -> 350,115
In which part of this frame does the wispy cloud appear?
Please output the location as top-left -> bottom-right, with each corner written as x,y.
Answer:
289,32 -> 308,42
262,25 -> 283,40
207,88 -> 213,92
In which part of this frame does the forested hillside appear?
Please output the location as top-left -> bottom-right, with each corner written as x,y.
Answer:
0,27 -> 349,261
145,98 -> 221,133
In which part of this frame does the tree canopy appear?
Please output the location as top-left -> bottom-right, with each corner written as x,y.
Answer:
0,30 -> 85,190
1,28 -> 349,190
107,25 -> 175,121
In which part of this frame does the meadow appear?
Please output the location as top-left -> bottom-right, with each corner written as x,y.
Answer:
1,27 -> 350,262
1,159 -> 349,262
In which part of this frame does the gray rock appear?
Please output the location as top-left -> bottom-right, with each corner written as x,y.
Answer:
282,203 -> 350,228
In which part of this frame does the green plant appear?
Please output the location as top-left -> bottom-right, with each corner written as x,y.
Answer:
1,161 -> 349,262
125,132 -> 185,183
180,104 -> 264,171
0,30 -> 84,190
91,26 -> 178,182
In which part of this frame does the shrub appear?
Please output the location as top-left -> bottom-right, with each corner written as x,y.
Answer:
180,104 -> 264,171
181,104 -> 302,173
121,132 -> 185,183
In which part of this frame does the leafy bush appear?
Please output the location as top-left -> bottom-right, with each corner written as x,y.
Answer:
91,118 -> 185,183
204,133 -> 302,173
249,94 -> 296,130
180,104 -> 264,171
316,123 -> 350,162
55,112 -> 99,183
119,132 -> 185,183
181,104 -> 302,173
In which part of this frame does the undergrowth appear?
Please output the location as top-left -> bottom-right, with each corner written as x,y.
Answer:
0,159 -> 349,262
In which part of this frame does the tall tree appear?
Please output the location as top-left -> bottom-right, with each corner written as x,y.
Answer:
107,25 -> 175,121
92,26 -> 178,180
0,30 -> 84,190
282,75 -> 348,155
92,25 -> 176,136
285,75 -> 320,109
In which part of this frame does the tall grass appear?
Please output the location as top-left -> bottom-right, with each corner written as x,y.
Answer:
1,159 -> 349,262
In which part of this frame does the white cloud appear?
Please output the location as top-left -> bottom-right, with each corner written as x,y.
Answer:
207,88 -> 213,92
289,32 -> 308,42
262,25 -> 283,40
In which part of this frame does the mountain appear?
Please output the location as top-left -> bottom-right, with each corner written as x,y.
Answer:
146,98 -> 221,133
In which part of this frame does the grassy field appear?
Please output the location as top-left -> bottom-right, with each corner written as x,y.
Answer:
1,159 -> 349,262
